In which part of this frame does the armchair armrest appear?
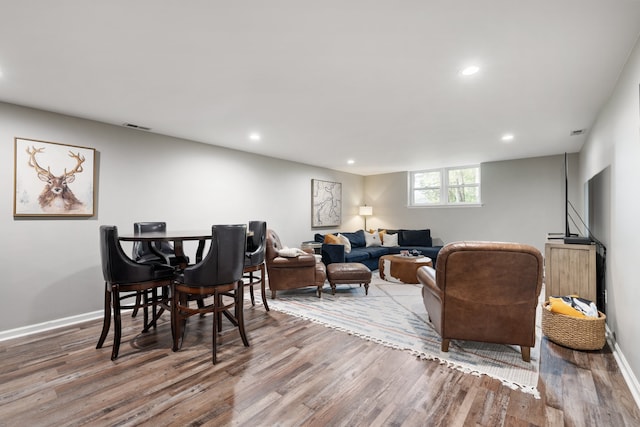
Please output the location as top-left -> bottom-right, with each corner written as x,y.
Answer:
321,243 -> 346,265
417,266 -> 441,299
269,253 -> 317,268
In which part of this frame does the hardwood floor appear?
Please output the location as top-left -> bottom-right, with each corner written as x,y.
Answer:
0,303 -> 638,426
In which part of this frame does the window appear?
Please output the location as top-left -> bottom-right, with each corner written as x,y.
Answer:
410,165 -> 481,206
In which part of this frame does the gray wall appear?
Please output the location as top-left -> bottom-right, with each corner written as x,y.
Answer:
363,154 -> 581,252
580,34 -> 640,394
0,102 -> 363,331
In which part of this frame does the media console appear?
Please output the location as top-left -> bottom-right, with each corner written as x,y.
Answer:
544,240 -> 597,305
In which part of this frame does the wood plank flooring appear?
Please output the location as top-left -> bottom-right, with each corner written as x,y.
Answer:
0,303 -> 638,426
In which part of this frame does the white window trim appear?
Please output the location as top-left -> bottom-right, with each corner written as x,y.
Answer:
408,165 -> 482,207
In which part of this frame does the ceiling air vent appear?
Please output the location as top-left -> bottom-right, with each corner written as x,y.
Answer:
122,123 -> 152,131
570,129 -> 586,136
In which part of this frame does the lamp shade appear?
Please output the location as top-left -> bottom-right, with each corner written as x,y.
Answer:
359,206 -> 373,216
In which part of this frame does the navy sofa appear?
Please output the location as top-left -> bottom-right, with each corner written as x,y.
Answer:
314,229 -> 443,271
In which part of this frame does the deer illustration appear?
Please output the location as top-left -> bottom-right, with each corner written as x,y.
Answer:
26,146 -> 85,212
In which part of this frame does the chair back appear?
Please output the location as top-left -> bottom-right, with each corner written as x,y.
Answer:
435,241 -> 543,345
245,221 -> 267,267
265,229 -> 284,263
183,224 -> 247,287
132,221 -> 174,261
100,225 -> 155,284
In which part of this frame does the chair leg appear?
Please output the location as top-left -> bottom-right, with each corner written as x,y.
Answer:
259,265 -> 269,311
521,346 -> 531,362
111,286 -> 122,360
236,281 -> 249,347
172,290 -> 188,352
131,291 -> 141,318
96,283 -> 111,349
142,290 -> 150,332
212,290 -> 218,364
249,271 -> 256,306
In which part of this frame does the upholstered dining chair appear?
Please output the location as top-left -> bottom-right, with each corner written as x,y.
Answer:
97,225 -> 175,360
132,221 -> 189,267
417,241 -> 543,362
172,224 -> 248,364
265,229 -> 327,299
244,220 -> 269,311
130,221 -> 189,318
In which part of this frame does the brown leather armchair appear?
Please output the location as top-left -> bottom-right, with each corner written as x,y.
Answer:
265,229 -> 326,298
417,241 -> 543,362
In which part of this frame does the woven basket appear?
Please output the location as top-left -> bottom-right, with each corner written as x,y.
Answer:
541,301 -> 606,350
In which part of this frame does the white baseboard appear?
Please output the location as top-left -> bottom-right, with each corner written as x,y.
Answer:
607,327 -> 640,411
0,311 -> 103,342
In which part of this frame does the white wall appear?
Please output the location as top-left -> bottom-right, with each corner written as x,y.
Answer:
363,154 -> 581,252
0,102 -> 363,331
580,35 -> 640,387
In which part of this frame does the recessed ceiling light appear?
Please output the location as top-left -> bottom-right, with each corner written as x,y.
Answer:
249,132 -> 261,141
347,159 -> 355,165
460,65 -> 480,76
501,133 -> 514,142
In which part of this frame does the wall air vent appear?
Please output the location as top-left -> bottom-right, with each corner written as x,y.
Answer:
122,123 -> 151,131
570,129 -> 586,136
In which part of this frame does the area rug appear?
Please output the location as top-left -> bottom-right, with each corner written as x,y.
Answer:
254,273 -> 542,397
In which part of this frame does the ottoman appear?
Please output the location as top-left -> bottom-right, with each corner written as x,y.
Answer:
326,263 -> 372,295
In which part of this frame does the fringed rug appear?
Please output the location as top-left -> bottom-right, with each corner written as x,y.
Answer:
256,273 -> 542,397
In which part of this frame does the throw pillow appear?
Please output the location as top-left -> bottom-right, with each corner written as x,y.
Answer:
400,229 -> 432,246
337,233 -> 352,253
278,247 -> 307,257
382,232 -> 399,247
364,231 -> 382,247
324,234 -> 341,244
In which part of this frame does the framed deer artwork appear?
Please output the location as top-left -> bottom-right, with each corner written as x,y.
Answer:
13,137 -> 96,217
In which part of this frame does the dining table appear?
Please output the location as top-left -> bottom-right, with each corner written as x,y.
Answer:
118,228 -> 254,268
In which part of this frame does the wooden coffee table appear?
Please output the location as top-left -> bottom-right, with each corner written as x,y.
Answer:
379,254 -> 433,284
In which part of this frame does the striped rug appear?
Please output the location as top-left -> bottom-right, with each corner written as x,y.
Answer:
259,273 -> 542,397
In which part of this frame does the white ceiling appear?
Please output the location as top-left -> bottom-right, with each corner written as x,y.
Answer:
1,1 -> 640,176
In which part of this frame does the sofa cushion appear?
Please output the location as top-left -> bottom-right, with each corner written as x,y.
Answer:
358,246 -> 390,259
399,229 -> 432,247
341,230 -> 366,248
344,250 -> 370,263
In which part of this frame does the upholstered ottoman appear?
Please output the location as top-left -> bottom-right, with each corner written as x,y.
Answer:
326,263 -> 372,295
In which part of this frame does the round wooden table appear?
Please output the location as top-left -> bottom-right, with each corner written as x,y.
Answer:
378,254 -> 433,284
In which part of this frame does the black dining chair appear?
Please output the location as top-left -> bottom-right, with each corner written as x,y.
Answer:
172,224 -> 248,364
97,225 -> 175,360
244,220 -> 269,311
132,221 -> 189,267
130,222 -> 189,318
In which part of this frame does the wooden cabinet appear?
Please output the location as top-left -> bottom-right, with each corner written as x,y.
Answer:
544,241 -> 597,305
